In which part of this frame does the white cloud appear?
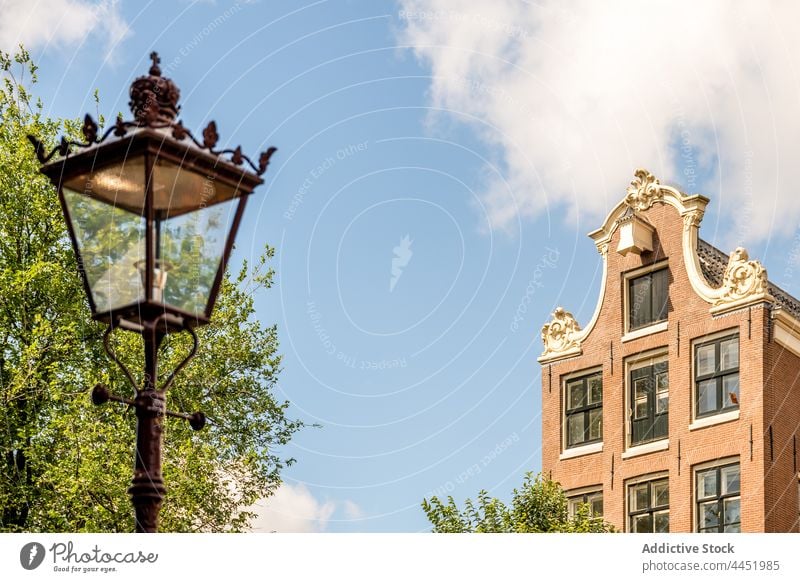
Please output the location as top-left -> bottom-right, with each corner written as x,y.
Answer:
341,499 -> 365,520
398,0 -> 800,244
0,0 -> 129,56
250,482 -> 350,533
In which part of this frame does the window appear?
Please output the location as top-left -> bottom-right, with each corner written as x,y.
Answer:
695,334 -> 739,418
696,462 -> 740,532
565,371 -> 603,448
568,490 -> 603,520
628,267 -> 669,331
628,477 -> 669,532
630,361 -> 668,446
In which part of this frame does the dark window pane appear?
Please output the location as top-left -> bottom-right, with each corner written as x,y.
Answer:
697,469 -> 717,500
651,268 -> 669,321
632,514 -> 653,533
721,337 -> 739,371
699,501 -> 720,529
723,375 -> 739,408
588,376 -> 602,404
724,499 -> 740,526
653,480 -> 669,507
567,414 -> 584,446
632,484 -> 649,512
696,344 -> 716,376
629,276 -> 652,329
568,381 -> 586,410
629,269 -> 668,330
721,465 -> 740,495
698,379 -> 717,415
589,409 -> 602,441
656,372 -> 669,414
654,511 -> 669,533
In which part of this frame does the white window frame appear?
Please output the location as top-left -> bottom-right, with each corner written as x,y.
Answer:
624,349 -> 669,454
689,328 -> 741,430
566,485 -> 604,520
560,366 -> 604,460
625,472 -> 669,533
693,456 -> 741,533
622,261 -> 670,342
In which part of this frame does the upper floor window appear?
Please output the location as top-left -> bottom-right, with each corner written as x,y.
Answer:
628,267 -> 669,331
628,477 -> 669,532
567,489 -> 603,521
565,371 -> 603,449
696,462 -> 740,532
695,334 -> 739,418
629,360 -> 668,447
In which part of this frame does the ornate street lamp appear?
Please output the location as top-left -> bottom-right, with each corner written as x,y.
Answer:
27,52 -> 276,532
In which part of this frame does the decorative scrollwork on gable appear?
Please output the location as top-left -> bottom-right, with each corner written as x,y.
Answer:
714,247 -> 770,306
540,307 -> 582,357
625,168 -> 664,211
682,209 -> 704,229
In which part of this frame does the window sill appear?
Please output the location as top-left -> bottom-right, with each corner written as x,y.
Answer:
689,410 -> 740,431
560,442 -> 603,460
621,321 -> 668,343
621,439 -> 669,459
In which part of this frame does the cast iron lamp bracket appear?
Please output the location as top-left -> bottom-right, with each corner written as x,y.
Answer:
97,316 -> 205,430
102,316 -> 200,394
92,384 -> 207,431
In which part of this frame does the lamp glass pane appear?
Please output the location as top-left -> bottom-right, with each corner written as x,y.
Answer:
62,157 -> 146,215
63,187 -> 145,312
152,158 -> 241,217
158,198 -> 238,316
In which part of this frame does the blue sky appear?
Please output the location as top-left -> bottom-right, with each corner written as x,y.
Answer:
5,0 -> 800,532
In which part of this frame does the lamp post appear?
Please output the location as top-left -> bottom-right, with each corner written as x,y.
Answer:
27,52 -> 276,532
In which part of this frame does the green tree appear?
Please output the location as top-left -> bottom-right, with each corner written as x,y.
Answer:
422,472 -> 615,533
0,48 -> 302,532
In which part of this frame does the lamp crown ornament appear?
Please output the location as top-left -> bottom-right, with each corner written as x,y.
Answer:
129,51 -> 181,125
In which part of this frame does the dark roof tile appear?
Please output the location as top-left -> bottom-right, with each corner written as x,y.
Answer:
696,238 -> 800,320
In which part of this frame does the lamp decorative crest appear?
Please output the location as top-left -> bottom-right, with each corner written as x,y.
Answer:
27,52 -> 277,177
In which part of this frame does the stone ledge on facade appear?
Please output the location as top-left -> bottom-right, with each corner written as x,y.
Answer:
620,321 -> 668,343
559,441 -> 603,460
689,409 -> 740,431
620,439 -> 669,459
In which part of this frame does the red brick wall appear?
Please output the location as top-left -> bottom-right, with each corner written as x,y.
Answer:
763,331 -> 800,532
542,201 -> 769,532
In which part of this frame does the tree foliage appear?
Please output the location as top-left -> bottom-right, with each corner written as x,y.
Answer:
0,48 -> 302,532
422,472 -> 615,533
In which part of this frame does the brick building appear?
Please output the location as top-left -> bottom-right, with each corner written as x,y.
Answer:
538,169 -> 800,533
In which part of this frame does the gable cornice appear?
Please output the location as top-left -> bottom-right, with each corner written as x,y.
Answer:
538,168 -> 774,362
